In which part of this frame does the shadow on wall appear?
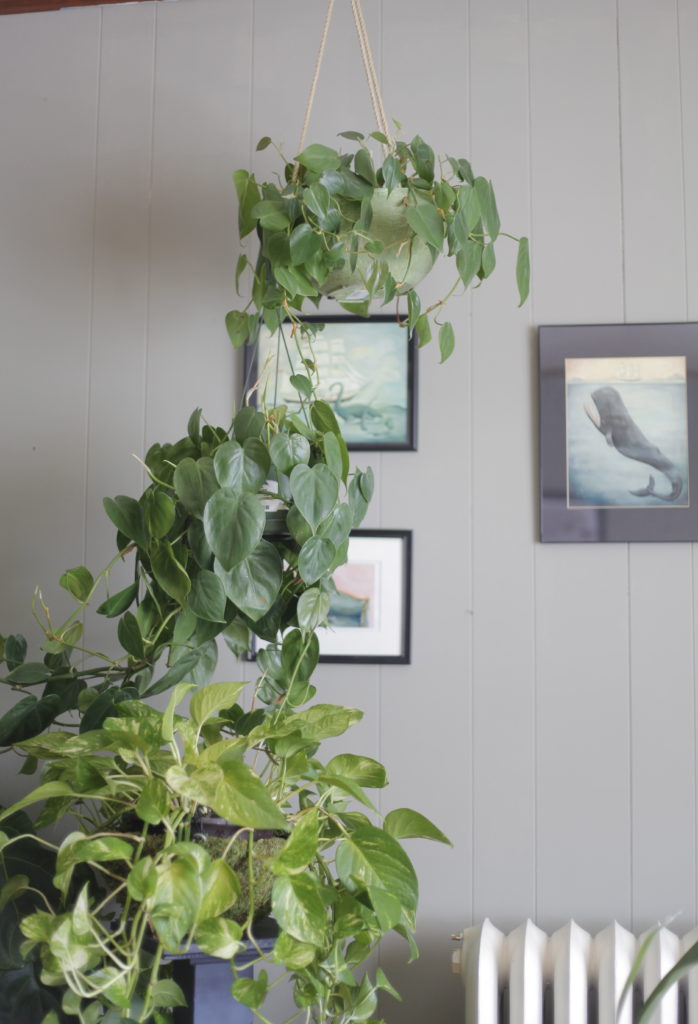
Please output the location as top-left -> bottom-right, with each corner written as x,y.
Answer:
377,925 -> 464,1023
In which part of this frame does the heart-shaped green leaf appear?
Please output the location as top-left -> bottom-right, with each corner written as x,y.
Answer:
270,433 -> 311,475
203,489 -> 265,571
214,540 -> 282,620
298,536 -> 336,583
174,457 -> 218,518
214,439 -> 270,493
405,202 -> 444,250
290,464 -> 339,532
188,569 -> 227,623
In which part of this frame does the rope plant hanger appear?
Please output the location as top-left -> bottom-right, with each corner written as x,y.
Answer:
229,0 -> 530,389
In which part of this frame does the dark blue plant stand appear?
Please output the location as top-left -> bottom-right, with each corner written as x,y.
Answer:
164,920 -> 277,1024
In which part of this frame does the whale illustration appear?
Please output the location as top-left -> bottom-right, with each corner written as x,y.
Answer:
584,385 -> 683,502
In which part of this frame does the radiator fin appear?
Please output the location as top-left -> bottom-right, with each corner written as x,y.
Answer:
458,920 -> 694,1024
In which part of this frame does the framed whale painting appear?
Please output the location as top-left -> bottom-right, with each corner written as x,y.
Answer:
539,323 -> 698,542
243,315 -> 417,451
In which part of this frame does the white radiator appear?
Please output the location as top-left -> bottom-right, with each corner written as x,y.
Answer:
453,920 -> 698,1024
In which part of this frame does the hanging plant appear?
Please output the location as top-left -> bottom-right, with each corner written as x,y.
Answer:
228,128 -> 530,363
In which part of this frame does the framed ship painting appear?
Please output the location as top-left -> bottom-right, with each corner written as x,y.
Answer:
539,323 -> 698,542
243,315 -> 417,451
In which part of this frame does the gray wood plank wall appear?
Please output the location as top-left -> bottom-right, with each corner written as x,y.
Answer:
1,1 -> 697,1020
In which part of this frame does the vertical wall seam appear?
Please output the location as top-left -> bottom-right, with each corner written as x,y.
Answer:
615,0 -> 627,324
671,0 -> 687,321
143,4 -> 158,467
466,0 -> 475,929
247,0 -> 255,170
615,0 -> 633,931
676,0 -> 697,922
525,0 -> 538,924
83,9 -> 104,597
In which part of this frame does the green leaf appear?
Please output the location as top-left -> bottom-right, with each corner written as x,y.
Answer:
272,873 -> 328,946
166,762 -> 287,830
298,536 -> 336,584
214,439 -> 270,493
272,931 -> 317,969
232,971 -> 269,1010
233,169 -> 260,238
289,223 -> 322,265
415,313 -> 432,348
291,703 -> 362,740
150,541 -> 191,606
59,566 -> 94,603
516,236 -> 530,305
117,611 -> 144,660
410,135 -> 435,182
250,199 -> 291,231
382,154 -> 401,194
174,457 -> 219,518
289,464 -> 339,532
405,203 -> 444,250
226,310 -> 250,349
481,241 -> 496,278
195,916 -> 243,958
456,238 -> 482,289
295,144 -> 340,173
150,980 -> 187,1009
335,825 -> 418,911
289,374 -> 313,399
96,582 -> 138,618
383,808 -> 451,845
188,569 -> 227,623
5,662 -> 48,685
270,432 -> 310,475
322,431 -> 343,481
234,406 -> 266,441
214,541 -> 282,620
256,135 -> 272,151
354,147 -> 375,185
144,490 -> 176,539
203,489 -> 265,571
474,177 -> 500,240
274,264 -> 318,298
135,778 -> 170,825
272,810 -> 319,876
199,859 -> 241,919
439,322 -> 455,363
457,184 -> 481,231
0,694 -> 61,745
189,681 -> 245,728
310,399 -> 342,437
142,652 -> 200,698
103,495 -> 147,549
326,754 -> 388,788
296,588 -> 330,631
2,633 -> 26,669
162,681 -> 195,743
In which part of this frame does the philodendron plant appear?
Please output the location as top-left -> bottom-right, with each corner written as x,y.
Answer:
227,129 -> 530,363
0,399 -> 449,1024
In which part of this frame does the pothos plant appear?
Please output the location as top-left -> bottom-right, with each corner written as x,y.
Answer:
227,129 -> 530,364
0,399 -> 449,1024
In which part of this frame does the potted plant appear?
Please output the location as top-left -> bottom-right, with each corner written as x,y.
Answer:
227,129 -> 530,363
0,399 -> 449,1024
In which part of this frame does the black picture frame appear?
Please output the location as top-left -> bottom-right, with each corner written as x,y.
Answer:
249,529 -> 412,665
539,323 -> 698,542
242,315 -> 418,451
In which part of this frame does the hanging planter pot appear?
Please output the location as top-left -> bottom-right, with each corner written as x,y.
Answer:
317,186 -> 437,302
229,131 -> 530,364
